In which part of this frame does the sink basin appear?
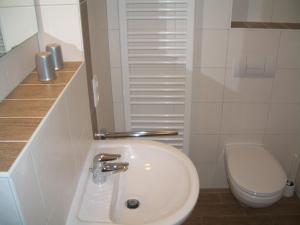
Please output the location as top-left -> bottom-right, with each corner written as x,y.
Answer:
67,140 -> 199,225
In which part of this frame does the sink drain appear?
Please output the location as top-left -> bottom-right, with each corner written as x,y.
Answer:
126,199 -> 140,209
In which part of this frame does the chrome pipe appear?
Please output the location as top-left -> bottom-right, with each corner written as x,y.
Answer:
94,130 -> 178,140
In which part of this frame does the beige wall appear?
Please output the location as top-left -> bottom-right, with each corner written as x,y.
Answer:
87,0 -> 114,131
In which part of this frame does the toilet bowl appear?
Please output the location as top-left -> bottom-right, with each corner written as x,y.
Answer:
225,144 -> 287,208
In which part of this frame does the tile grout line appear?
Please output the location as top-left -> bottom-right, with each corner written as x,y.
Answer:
6,98 -> 57,101
20,83 -> 66,86
214,24 -> 231,188
262,30 -> 283,144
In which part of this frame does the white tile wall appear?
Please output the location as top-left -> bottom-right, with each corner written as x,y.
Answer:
227,29 -> 281,68
30,97 -> 72,216
266,104 -> 300,134
277,31 -> 300,69
190,0 -> 300,188
191,103 -> 222,134
219,134 -> 264,148
11,150 -> 47,225
36,2 -> 84,61
113,102 -> 126,132
232,0 -> 300,23
195,0 -> 232,29
65,64 -> 92,172
36,0 -> 79,5
194,29 -> 228,67
221,103 -> 269,134
190,134 -> 220,163
106,0 -> 119,30
192,68 -> 225,102
0,178 -> 22,225
10,65 -> 93,225
224,69 -> 273,103
263,134 -> 300,175
110,67 -> 123,102
108,30 -> 121,67
272,0 -> 300,23
106,0 -> 300,188
271,69 -> 300,103
232,0 -> 273,22
0,0 -> 35,7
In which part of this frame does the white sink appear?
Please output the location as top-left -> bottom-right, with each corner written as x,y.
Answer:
67,140 -> 199,225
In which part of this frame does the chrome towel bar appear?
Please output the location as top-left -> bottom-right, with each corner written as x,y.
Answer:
94,130 -> 178,140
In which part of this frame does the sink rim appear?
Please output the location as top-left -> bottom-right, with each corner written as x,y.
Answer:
97,139 -> 200,225
67,139 -> 200,225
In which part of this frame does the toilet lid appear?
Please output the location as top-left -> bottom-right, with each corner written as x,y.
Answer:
226,145 -> 287,196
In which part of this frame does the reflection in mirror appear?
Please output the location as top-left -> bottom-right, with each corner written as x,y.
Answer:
0,0 -> 38,57
232,0 -> 300,23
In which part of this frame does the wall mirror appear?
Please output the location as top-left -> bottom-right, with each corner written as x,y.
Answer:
0,0 -> 38,57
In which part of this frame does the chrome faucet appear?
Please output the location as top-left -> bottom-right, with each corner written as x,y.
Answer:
89,153 -> 129,185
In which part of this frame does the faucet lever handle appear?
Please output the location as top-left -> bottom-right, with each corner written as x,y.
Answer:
94,153 -> 121,163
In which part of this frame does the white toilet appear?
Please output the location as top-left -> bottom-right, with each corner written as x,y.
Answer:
225,144 -> 287,208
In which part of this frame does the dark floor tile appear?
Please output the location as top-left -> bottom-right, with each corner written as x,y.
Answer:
219,192 -> 240,205
268,203 -> 300,216
182,215 -> 203,225
198,204 -> 246,217
200,188 -> 230,193
244,207 -> 271,216
202,216 -> 273,225
184,189 -> 300,225
272,215 -> 300,225
246,216 -> 274,225
198,193 -> 221,205
277,196 -> 300,205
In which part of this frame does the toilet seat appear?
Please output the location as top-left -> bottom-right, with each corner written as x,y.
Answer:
225,144 -> 287,197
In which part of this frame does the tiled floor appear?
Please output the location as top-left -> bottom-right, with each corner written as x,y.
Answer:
183,189 -> 300,225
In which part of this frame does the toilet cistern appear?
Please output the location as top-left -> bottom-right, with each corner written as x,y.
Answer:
89,153 -> 129,185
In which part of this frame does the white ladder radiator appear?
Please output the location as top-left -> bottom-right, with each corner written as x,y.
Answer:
119,0 -> 194,153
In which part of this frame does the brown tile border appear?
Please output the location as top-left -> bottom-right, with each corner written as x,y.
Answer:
0,142 -> 26,171
0,100 -> 54,117
7,85 -> 64,99
22,71 -> 74,85
0,61 -> 82,172
32,61 -> 81,73
231,21 -> 300,30
0,118 -> 42,141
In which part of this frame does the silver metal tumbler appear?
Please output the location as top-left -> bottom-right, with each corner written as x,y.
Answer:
35,52 -> 56,81
46,43 -> 64,70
